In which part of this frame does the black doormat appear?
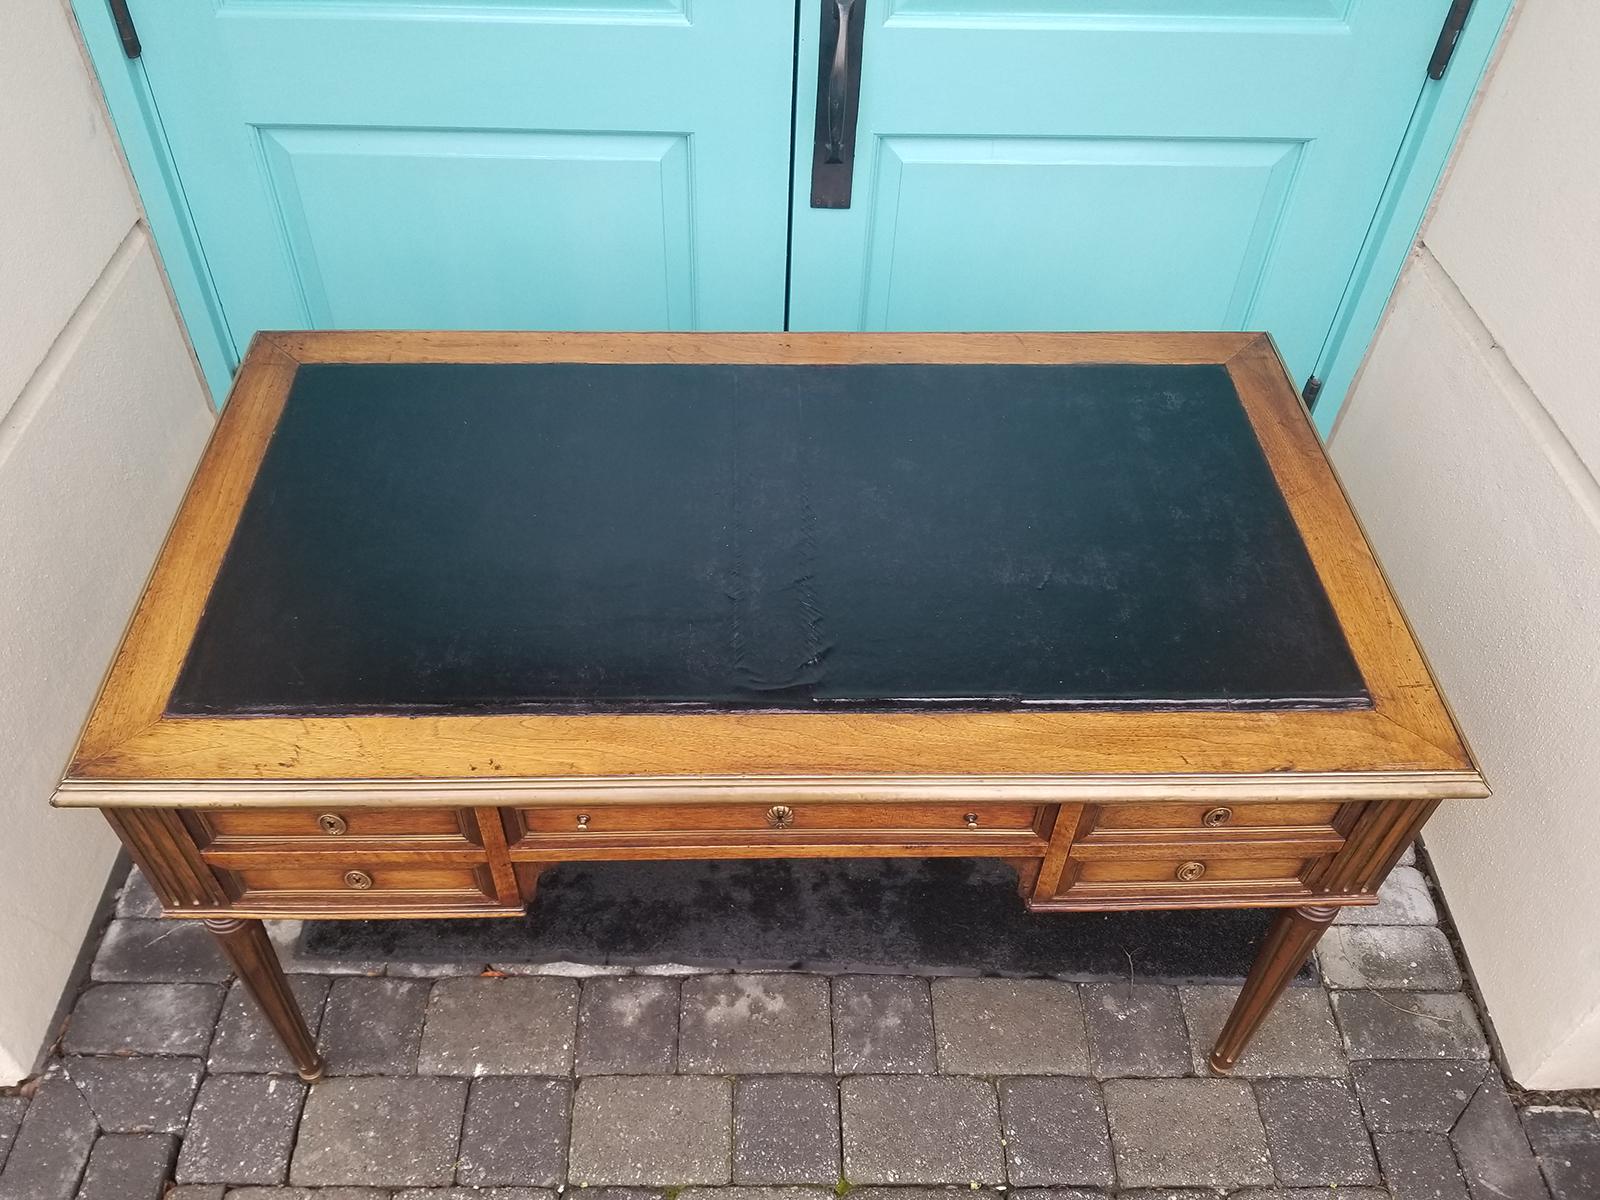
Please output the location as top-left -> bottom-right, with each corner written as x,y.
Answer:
301,858 -> 1308,983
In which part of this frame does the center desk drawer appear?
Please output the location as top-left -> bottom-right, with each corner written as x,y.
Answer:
509,803 -> 1046,846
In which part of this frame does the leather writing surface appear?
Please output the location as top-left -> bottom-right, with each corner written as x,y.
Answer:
169,361 -> 1368,714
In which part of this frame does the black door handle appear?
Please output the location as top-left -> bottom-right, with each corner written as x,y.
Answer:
108,0 -> 142,58
811,0 -> 866,208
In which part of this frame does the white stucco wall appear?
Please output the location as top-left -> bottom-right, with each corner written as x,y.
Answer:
1329,0 -> 1600,1089
0,2 -> 214,1082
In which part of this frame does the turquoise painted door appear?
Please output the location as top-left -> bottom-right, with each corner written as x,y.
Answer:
125,1 -> 795,354
788,0 -> 1451,385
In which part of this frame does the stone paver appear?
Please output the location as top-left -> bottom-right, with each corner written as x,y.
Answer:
1332,990 -> 1489,1061
76,1133 -> 178,1200
840,1075 -> 1004,1185
1082,983 -> 1190,1077
64,1055 -> 204,1133
0,1096 -> 22,1173
931,978 -> 1088,1074
569,1075 -> 732,1186
0,1074 -> 97,1200
457,1077 -> 571,1188
1180,985 -> 1346,1077
1374,1130 -> 1470,1200
998,1076 -> 1115,1188
1232,1192 -> 1392,1200
91,919 -> 231,984
210,976 -> 333,1074
64,983 -> 225,1056
117,868 -> 163,918
176,1075 -> 306,1186
1337,866 -> 1439,926
733,1076 -> 840,1185
576,976 -> 679,1075
225,1190 -> 390,1198
164,1187 -> 226,1200
1449,1075 -> 1550,1200
267,920 -> 386,977
1319,927 -> 1464,991
319,976 -> 430,1075
291,1077 -> 468,1188
1102,1078 -> 1273,1189
679,975 -> 832,1074
1009,1191 -> 1116,1200
1353,1060 -> 1487,1131
418,976 -> 578,1076
832,975 -> 936,1074
393,1191 -> 554,1200
682,1190 -> 831,1200
1523,1107 -> 1600,1200
1254,1077 -> 1379,1186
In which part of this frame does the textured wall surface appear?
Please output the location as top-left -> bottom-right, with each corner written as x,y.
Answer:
0,1 -> 213,1081
1330,0 -> 1600,1089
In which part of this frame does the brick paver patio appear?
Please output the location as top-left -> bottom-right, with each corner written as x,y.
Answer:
1,849 -> 1596,1200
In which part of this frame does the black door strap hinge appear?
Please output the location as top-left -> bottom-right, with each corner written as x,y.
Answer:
1428,0 -> 1474,81
108,0 -> 141,59
1302,376 -> 1324,408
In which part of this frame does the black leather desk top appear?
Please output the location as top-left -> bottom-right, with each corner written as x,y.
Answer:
169,361 -> 1367,715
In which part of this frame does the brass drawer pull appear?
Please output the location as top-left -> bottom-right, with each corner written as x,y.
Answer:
1176,861 -> 1207,882
1202,807 -> 1233,827
343,870 -> 374,890
964,812 -> 980,829
317,813 -> 348,836
766,804 -> 795,829
576,813 -> 591,830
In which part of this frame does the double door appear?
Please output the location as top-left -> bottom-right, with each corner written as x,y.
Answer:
123,0 -> 1451,388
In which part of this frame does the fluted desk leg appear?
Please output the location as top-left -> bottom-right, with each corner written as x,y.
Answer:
1210,904 -> 1338,1074
205,917 -> 325,1082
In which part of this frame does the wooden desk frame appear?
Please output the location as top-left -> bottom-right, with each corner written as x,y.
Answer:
56,332 -> 1486,1081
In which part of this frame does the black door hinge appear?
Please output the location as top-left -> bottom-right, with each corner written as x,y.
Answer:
1428,0 -> 1473,81
1302,376 -> 1323,408
109,0 -> 141,59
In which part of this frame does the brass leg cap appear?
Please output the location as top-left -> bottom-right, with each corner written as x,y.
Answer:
1207,1049 -> 1236,1076
297,1059 -> 327,1083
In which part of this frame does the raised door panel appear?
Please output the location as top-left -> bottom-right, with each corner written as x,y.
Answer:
862,136 -> 1301,331
257,129 -> 695,330
128,1 -> 792,359
788,0 -> 1451,384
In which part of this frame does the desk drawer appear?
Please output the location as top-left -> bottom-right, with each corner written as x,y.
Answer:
1050,852 -> 1318,905
215,862 -> 499,911
194,808 -> 480,850
1079,802 -> 1342,840
1074,855 -> 1310,888
509,802 -> 1044,846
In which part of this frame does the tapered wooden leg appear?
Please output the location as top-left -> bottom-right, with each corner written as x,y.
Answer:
1209,904 -> 1337,1075
205,917 -> 325,1082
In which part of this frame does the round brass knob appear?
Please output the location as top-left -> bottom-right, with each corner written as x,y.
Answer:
1202,807 -> 1234,828
317,813 -> 348,836
1176,861 -> 1207,882
576,813 -> 591,830
964,812 -> 980,829
343,870 -> 374,891
765,804 -> 795,829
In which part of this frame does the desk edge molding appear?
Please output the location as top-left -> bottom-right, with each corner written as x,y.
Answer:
54,769 -> 1489,809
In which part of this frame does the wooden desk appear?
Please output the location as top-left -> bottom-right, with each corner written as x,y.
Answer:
55,331 -> 1484,1082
